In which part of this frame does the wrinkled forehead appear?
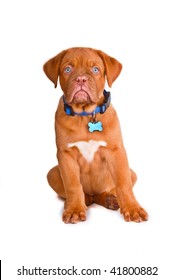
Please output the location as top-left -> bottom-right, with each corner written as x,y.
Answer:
61,48 -> 104,68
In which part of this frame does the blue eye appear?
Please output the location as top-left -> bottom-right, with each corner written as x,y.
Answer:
92,66 -> 99,74
64,66 -> 72,73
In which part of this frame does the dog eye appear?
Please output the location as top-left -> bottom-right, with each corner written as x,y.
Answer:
64,66 -> 72,73
92,66 -> 100,74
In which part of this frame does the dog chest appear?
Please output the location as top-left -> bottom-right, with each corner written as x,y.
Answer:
68,140 -> 107,163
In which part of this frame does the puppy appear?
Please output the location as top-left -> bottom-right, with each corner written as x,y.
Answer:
43,47 -> 148,223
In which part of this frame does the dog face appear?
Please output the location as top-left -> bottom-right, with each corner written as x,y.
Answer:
43,47 -> 122,112
59,48 -> 106,105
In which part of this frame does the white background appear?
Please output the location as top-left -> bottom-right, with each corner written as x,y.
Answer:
0,0 -> 173,279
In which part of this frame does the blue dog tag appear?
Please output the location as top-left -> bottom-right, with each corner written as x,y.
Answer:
88,121 -> 103,132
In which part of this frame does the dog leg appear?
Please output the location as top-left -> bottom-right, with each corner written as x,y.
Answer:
130,168 -> 137,186
47,165 -> 94,207
47,165 -> 138,216
104,148 -> 148,222
49,152 -> 88,224
47,165 -> 66,198
93,169 -> 136,210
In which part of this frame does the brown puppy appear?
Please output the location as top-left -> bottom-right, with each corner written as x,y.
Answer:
43,47 -> 148,223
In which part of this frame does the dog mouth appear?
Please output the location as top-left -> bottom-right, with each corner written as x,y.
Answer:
67,86 -> 95,105
72,90 -> 91,104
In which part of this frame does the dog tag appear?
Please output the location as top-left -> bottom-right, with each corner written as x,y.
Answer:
88,113 -> 103,132
88,121 -> 103,132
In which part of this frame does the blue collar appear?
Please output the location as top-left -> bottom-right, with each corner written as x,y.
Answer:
63,89 -> 111,116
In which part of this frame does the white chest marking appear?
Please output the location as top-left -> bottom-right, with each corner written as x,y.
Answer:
68,140 -> 107,163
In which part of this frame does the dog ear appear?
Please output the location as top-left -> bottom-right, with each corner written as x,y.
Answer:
97,50 -> 122,87
43,50 -> 67,88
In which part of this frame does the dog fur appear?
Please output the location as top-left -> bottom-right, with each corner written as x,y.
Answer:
43,47 -> 148,223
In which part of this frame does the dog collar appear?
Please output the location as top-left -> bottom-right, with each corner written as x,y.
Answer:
63,89 -> 111,116
63,90 -> 111,132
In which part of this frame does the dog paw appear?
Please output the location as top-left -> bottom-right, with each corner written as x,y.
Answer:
62,206 -> 87,224
105,194 -> 119,210
121,206 -> 148,222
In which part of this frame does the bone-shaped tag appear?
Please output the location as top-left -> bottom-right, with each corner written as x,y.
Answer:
88,121 -> 103,132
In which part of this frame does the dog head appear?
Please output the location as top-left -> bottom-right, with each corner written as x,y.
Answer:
43,47 -> 122,113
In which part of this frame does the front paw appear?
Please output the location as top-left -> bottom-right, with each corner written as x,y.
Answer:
62,205 -> 87,224
121,205 -> 148,222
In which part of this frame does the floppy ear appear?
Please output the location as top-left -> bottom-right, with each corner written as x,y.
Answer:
43,50 -> 67,88
97,50 -> 122,87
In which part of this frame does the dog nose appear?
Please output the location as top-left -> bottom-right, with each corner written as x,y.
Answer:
76,76 -> 88,84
